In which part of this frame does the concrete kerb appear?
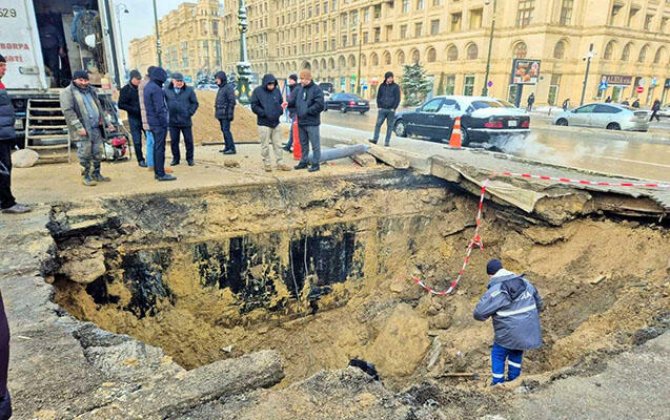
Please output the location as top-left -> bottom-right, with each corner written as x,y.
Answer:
536,124 -> 670,145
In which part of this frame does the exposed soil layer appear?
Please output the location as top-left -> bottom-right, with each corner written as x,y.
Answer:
50,171 -> 670,391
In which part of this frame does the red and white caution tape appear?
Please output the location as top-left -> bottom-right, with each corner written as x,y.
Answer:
411,170 -> 668,297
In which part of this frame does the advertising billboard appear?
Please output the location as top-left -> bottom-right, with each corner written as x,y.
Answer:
511,59 -> 541,85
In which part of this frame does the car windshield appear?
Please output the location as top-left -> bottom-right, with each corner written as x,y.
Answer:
470,100 -> 505,110
344,94 -> 363,101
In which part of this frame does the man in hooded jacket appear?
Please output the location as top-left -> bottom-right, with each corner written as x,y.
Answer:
138,66 -> 156,170
144,66 -> 176,181
474,259 -> 543,385
371,71 -> 401,146
118,69 -> 146,167
214,71 -> 237,154
250,74 -> 291,172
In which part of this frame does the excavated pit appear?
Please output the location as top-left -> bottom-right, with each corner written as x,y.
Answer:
48,171 -> 670,390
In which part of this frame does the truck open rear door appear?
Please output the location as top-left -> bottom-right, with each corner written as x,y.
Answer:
1,0 -> 48,90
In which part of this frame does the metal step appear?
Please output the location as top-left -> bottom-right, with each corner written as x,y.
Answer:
29,107 -> 63,112
27,133 -> 70,140
28,116 -> 66,121
29,125 -> 68,130
27,144 -> 70,150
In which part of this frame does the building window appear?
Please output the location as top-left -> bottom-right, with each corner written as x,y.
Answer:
363,32 -> 369,44
553,40 -> 566,59
559,0 -> 573,25
415,22 -> 423,37
397,50 -> 406,65
383,50 -> 391,65
451,13 -> 462,31
374,4 -> 381,19
417,0 -> 424,10
411,49 -> 420,63
446,44 -> 458,61
430,19 -> 440,35
400,24 -> 408,38
341,35 -> 347,47
402,0 -> 410,13
516,0 -> 534,28
445,75 -> 455,95
364,8 -> 370,22
644,14 -> 653,30
466,43 -> 479,60
513,41 -> 528,58
371,52 -> 379,66
470,8 -> 483,29
654,47 -> 666,64
433,0 -> 441,6
464,75 -> 475,96
374,27 -> 381,42
603,41 -> 614,60
385,25 -> 393,41
621,42 -> 632,61
352,33 -> 358,46
638,45 -> 648,62
609,4 -> 622,25
628,7 -> 639,27
427,47 -> 436,62
212,21 -> 219,36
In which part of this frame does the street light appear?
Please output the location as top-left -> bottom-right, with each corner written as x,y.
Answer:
152,0 -> 162,67
482,0 -> 497,96
236,0 -> 252,105
115,2 -> 129,79
580,43 -> 595,106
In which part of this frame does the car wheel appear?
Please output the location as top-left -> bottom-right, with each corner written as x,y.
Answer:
340,105 -> 347,113
606,122 -> 621,130
556,118 -> 568,126
394,120 -> 407,137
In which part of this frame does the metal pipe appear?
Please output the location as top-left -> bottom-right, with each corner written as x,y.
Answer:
482,0 -> 496,96
103,0 -> 121,88
356,21 -> 362,95
580,43 -> 594,106
115,3 -> 128,79
152,0 -> 162,67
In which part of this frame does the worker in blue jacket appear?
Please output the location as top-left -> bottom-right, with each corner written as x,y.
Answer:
474,259 -> 543,385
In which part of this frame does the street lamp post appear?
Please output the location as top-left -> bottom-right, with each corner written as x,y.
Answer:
152,0 -> 162,67
356,21 -> 363,95
236,0 -> 252,105
482,0 -> 497,96
580,43 -> 595,106
115,2 -> 129,79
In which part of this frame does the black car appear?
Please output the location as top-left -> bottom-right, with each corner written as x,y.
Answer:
324,93 -> 370,114
393,95 -> 530,145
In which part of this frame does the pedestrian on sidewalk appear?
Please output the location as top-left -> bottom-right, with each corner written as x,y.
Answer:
562,98 -> 570,111
61,70 -> 114,186
165,72 -> 199,167
144,66 -> 176,181
0,54 -> 30,214
139,66 -> 156,171
650,99 -> 661,122
370,71 -> 401,147
214,71 -> 237,155
632,98 -> 640,108
605,96 -> 612,103
526,93 -> 535,111
283,74 -> 298,152
251,74 -> 292,172
118,69 -> 146,167
288,69 -> 325,172
473,259 -> 543,386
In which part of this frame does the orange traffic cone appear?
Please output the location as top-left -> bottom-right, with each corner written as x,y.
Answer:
449,116 -> 463,149
292,118 -> 302,160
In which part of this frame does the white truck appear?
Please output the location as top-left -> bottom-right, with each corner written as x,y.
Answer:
2,0 -> 126,161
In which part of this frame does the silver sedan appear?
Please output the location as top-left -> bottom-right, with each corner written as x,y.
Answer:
553,103 -> 649,132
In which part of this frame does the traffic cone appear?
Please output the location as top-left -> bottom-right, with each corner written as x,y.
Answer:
292,118 -> 302,160
449,116 -> 463,149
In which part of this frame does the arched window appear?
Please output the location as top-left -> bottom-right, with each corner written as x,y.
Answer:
603,41 -> 614,60
348,54 -> 356,67
553,41 -> 566,59
361,54 -> 367,67
446,45 -> 458,61
328,57 -> 335,70
426,47 -> 437,63
383,50 -> 391,65
396,50 -> 405,65
654,47 -> 667,64
638,44 -> 649,63
621,43 -> 632,61
371,52 -> 379,66
513,41 -> 528,58
411,49 -> 420,64
338,56 -> 346,68
466,43 -> 479,60
320,58 -> 327,70
302,61 -> 311,70
312,60 -> 319,70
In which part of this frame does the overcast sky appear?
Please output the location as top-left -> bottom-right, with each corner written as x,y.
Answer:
116,0 -> 188,56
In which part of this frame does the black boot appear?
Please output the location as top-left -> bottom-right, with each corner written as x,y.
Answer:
92,162 -> 111,182
81,164 -> 97,186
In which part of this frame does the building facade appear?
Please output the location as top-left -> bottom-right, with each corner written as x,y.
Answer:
221,0 -> 670,106
128,0 -> 224,82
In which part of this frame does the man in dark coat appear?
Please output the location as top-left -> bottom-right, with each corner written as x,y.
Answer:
288,69 -> 324,172
214,71 -> 237,154
650,99 -> 662,122
251,74 -> 291,172
526,93 -> 535,111
39,16 -> 66,87
631,98 -> 640,108
474,259 -> 543,385
283,73 -> 298,152
0,54 -> 30,215
144,66 -> 176,181
118,69 -> 146,167
165,72 -> 199,166
370,71 -> 401,147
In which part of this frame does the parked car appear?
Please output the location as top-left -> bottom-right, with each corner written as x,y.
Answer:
657,104 -> 670,118
196,83 -> 219,91
324,93 -> 370,114
393,96 -> 530,145
319,82 -> 334,94
553,103 -> 649,131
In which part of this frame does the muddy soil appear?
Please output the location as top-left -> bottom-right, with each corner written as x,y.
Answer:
51,172 -> 670,393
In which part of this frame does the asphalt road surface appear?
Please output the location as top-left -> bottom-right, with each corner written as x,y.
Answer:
322,110 -> 670,182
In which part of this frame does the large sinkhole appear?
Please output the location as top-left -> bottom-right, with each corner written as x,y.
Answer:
48,171 -> 670,388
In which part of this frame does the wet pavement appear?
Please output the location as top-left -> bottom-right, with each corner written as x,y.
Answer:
323,110 -> 670,182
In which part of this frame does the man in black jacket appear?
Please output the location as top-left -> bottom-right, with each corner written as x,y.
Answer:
251,74 -> 292,172
118,69 -> 146,167
214,71 -> 237,154
371,71 -> 401,147
0,54 -> 30,215
165,72 -> 199,166
288,69 -> 324,172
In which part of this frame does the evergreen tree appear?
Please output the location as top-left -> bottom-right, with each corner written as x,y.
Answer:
401,63 -> 432,106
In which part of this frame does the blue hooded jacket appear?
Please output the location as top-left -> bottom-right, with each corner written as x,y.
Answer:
473,269 -> 543,351
144,67 -> 168,129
